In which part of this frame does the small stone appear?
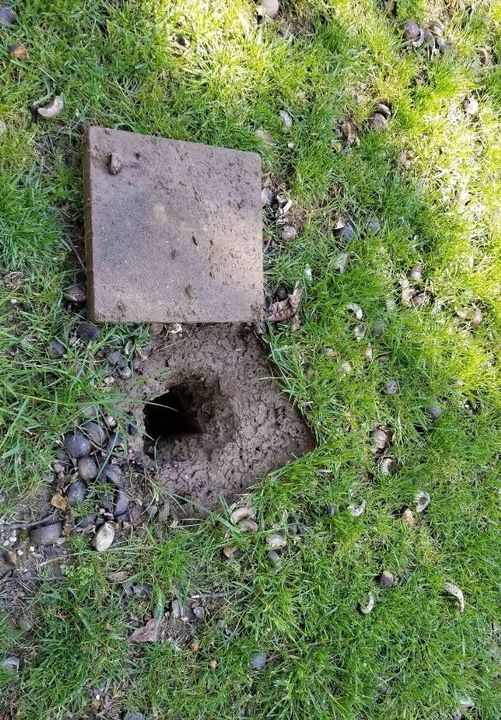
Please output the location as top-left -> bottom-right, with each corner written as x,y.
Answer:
75,514 -> 96,531
409,263 -> 422,282
384,379 -> 399,395
335,223 -> 356,242
280,225 -> 297,241
193,605 -> 205,620
37,95 -> 64,120
0,120 -> 6,137
261,186 -> 275,206
82,421 -> 107,446
458,696 -> 475,709
208,659 -> 218,670
444,581 -> 465,613
1,655 -> 21,673
77,456 -> 98,481
399,149 -> 413,170
223,544 -> 238,559
379,457 -> 396,475
108,350 -> 125,368
411,292 -> 426,308
64,431 -> 91,459
124,713 -> 145,720
340,119 -> 358,144
378,570 -> 395,588
371,427 -> 388,450
333,252 -> 349,273
268,550 -> 281,567
368,113 -> 387,130
348,500 -> 366,517
48,339 -> 65,358
0,6 -> 16,25
415,491 -> 431,513
353,324 -> 366,341
374,102 -> 391,119
359,592 -> 375,615
93,522 -> 115,551
279,109 -> 292,128
77,321 -> 100,341
108,153 -> 122,175
189,640 -> 200,653
403,20 -> 421,41
250,651 -> 267,670
230,506 -> 256,525
66,481 -> 88,506
64,284 -> 86,303
364,345 -> 373,360
81,405 -> 99,419
258,0 -> 279,19
367,216 -> 381,233
238,519 -> 258,532
346,302 -> 363,320
463,96 -> 479,116
340,361 -> 352,375
401,508 -> 415,526
103,464 -> 124,487
30,522 -> 62,546
9,43 -> 28,60
265,534 -> 287,550
427,405 -> 441,420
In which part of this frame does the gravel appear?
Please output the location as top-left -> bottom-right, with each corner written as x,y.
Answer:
77,456 -> 98,481
64,431 -> 91,459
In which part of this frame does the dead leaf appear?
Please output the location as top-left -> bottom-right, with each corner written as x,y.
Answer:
107,570 -> 129,583
444,582 -> 465,612
51,493 -> 68,511
129,617 -> 161,643
267,283 -> 302,323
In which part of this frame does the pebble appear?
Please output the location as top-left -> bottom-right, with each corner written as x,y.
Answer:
259,0 -> 279,19
81,405 -> 99,419
92,522 -> 115,551
371,427 -> 388,450
1,655 -> 21,673
77,321 -> 100,341
280,225 -> 298,241
48,338 -> 65,358
9,42 -> 28,59
403,20 -> 421,41
409,263 -> 422,282
346,302 -> 363,320
333,252 -> 349,273
250,651 -> 267,670
340,361 -> 352,375
379,457 -> 396,475
150,322 -> 164,335
82,421 -> 107,446
64,431 -> 91,459
268,550 -> 281,567
29,522 -> 62,546
348,500 -> 366,517
265,534 -> 287,550
209,659 -> 218,670
193,605 -> 205,620
223,544 -> 238,559
230,506 -> 256,525
279,109 -> 292,128
37,95 -> 64,120
0,120 -> 6,137
427,405 -> 441,420
64,284 -> 86,303
107,350 -> 125,368
103,464 -> 123,487
238,519 -> 258,532
368,113 -> 387,130
171,598 -> 184,620
367,216 -> 381,233
384,379 -> 399,395
401,508 -> 415,526
74,515 -> 96,531
77,456 -> 97,481
66,481 -> 88,506
359,592 -> 375,615
335,224 -> 356,242
415,491 -> 431,513
378,570 -> 395,588
114,489 -> 130,517
108,153 -> 122,175
0,5 -> 16,25
124,713 -> 145,720
261,186 -> 275,206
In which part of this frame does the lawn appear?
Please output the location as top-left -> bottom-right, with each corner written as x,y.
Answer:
0,1 -> 500,718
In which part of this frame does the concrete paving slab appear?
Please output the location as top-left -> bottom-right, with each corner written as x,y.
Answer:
83,127 -> 263,323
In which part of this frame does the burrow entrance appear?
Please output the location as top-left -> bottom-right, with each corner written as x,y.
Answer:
128,324 -> 316,509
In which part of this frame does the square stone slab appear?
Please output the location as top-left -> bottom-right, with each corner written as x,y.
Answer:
83,127 -> 263,324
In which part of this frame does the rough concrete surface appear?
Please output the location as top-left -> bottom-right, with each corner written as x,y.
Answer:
83,127 -> 263,324
126,325 -> 315,509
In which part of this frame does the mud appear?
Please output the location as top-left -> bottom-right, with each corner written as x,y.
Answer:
127,324 -> 315,508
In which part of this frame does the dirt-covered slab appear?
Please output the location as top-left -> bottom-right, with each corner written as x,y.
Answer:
127,324 -> 315,508
83,127 -> 263,324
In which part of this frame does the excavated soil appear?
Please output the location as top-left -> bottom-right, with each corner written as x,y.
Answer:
127,324 -> 315,508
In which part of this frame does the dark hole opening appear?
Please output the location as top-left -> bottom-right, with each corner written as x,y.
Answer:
144,381 -> 211,443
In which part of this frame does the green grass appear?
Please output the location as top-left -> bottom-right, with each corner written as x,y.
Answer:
1,0 -> 500,718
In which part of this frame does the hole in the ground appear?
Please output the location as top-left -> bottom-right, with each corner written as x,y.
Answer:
144,379 -> 214,443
